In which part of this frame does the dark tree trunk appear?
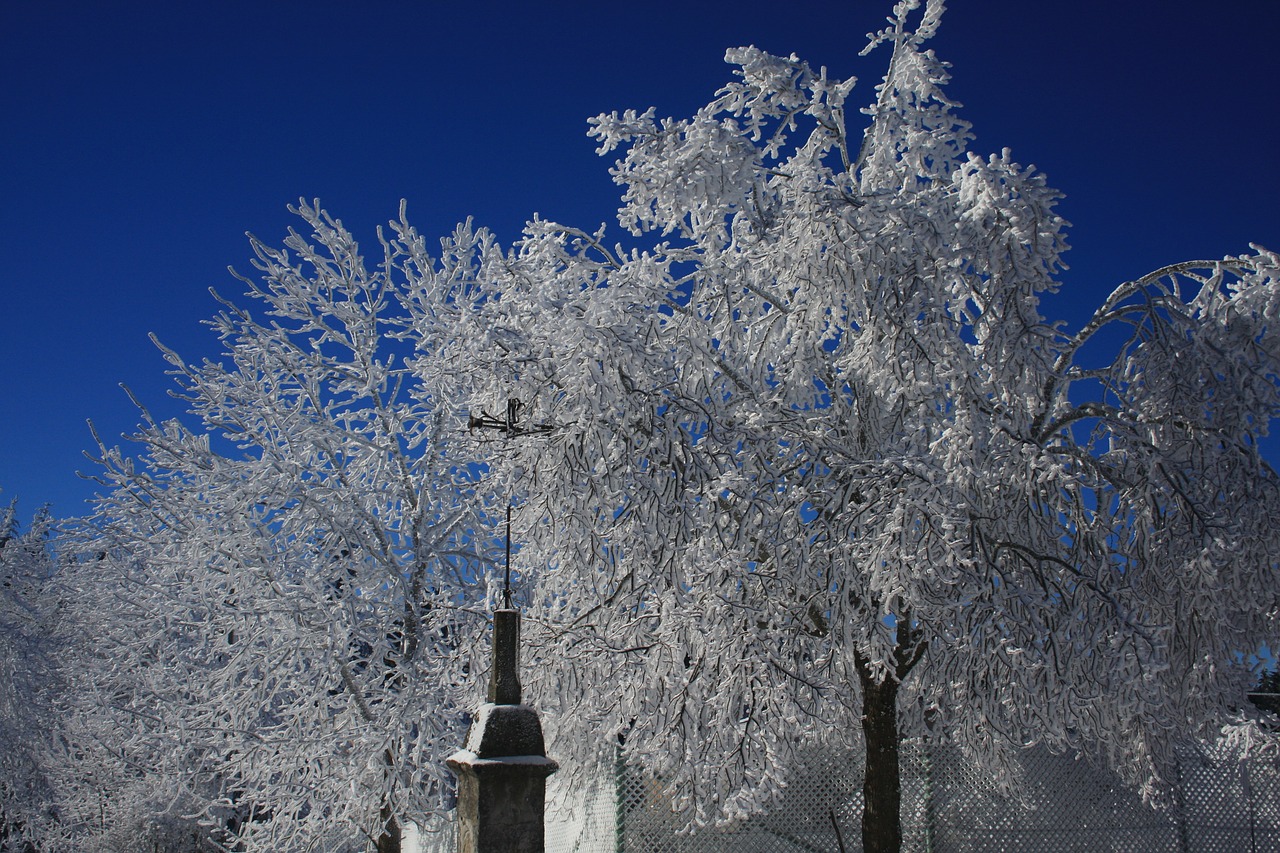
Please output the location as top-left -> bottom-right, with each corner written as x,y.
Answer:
859,670 -> 902,853
852,610 -> 925,853
372,740 -> 402,853
375,804 -> 400,853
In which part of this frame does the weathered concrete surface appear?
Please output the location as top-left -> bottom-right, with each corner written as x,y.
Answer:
447,751 -> 558,853
489,609 -> 522,705
446,608 -> 558,853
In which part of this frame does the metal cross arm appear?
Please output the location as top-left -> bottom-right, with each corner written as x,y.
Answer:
467,397 -> 558,437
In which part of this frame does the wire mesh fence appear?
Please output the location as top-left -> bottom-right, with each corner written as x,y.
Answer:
413,738 -> 1279,853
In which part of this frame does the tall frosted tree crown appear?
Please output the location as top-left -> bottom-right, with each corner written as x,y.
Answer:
441,0 -> 1280,832
26,2 -> 1278,850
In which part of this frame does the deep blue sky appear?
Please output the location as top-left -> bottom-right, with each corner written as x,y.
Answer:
2,1 -> 1278,518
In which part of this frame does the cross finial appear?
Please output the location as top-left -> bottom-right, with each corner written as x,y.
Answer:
467,397 -> 556,438
466,396 -> 558,706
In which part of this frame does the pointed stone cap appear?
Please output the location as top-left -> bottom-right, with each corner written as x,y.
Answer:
446,702 -> 558,774
448,702 -> 556,764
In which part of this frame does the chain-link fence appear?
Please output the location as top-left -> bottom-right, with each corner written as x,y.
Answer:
413,739 -> 1279,853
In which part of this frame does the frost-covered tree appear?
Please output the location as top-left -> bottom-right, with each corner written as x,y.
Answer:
0,502 -> 58,853
420,2 -> 1280,850
56,3 -> 1279,851
63,205 -> 495,852
0,502 -> 54,845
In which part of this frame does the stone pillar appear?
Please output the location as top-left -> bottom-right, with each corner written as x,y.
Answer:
447,609 -> 558,853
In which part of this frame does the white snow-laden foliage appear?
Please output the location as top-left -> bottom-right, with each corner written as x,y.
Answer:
0,504 -> 60,850
49,203 -> 503,852
39,1 -> 1279,850
396,0 -> 1280,841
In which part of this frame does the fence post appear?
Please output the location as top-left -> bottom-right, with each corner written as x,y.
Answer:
920,739 -> 935,853
613,741 -> 626,853
1174,752 -> 1191,853
1243,756 -> 1257,853
447,608 -> 558,852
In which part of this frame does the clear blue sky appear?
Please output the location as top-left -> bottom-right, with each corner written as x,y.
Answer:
2,1 -> 1278,518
